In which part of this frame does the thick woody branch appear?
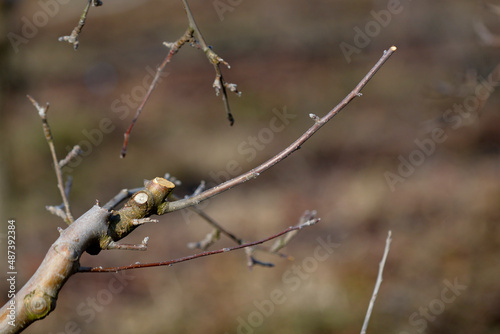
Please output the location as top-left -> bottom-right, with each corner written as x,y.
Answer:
0,205 -> 110,334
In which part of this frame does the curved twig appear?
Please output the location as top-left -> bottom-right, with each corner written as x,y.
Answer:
79,215 -> 319,273
161,46 -> 397,214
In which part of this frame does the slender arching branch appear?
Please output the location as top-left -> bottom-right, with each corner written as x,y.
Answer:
161,46 -> 398,214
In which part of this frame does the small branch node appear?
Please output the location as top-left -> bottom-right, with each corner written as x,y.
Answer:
132,218 -> 159,226
163,41 -> 175,49
356,92 -> 363,97
224,82 -> 241,96
246,172 -> 260,181
191,181 -> 206,197
213,76 -> 222,96
309,113 -> 321,123
59,145 -> 82,168
59,0 -> 93,50
106,240 -> 148,251
27,95 -> 49,118
46,205 -> 67,221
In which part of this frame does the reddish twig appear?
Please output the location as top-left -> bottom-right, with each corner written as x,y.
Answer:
79,216 -> 319,273
120,28 -> 194,158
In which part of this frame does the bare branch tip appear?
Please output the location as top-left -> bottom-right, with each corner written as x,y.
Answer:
309,113 -> 321,123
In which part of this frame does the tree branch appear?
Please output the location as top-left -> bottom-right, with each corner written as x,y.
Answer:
1,46 -> 397,333
79,215 -> 319,273
161,46 -> 398,214
121,0 -> 239,157
120,27 -> 194,158
182,0 -> 239,125
27,95 -> 74,224
360,230 -> 393,334
58,0 -> 98,50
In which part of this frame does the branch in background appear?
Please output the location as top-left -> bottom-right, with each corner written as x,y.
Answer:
121,0 -> 240,157
182,0 -> 240,125
111,175 -> 286,268
79,216 -> 320,273
120,27 -> 194,158
27,95 -> 74,224
45,176 -> 74,221
360,230 -> 393,334
58,0 -> 101,50
161,46 -> 398,214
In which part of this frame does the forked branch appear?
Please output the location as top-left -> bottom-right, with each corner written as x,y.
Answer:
27,95 -> 74,224
121,0 -> 239,157
0,47 -> 397,334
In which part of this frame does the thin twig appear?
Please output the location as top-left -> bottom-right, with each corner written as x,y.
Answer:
182,0 -> 238,125
79,218 -> 319,273
59,145 -> 82,168
186,205 -> 243,245
360,230 -> 393,334
58,0 -> 94,50
162,46 -> 397,214
103,186 -> 144,210
27,95 -> 74,224
120,28 -> 194,158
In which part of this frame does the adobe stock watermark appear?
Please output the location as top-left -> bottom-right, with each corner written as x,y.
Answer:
49,271 -> 135,334
400,278 -> 467,334
7,0 -> 71,54
339,0 -> 408,64
384,74 -> 498,192
224,235 -> 339,334
213,0 -> 244,21
61,65 -> 169,174
181,106 -> 296,224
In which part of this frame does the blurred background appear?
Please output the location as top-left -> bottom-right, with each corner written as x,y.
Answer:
1,0 -> 500,333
